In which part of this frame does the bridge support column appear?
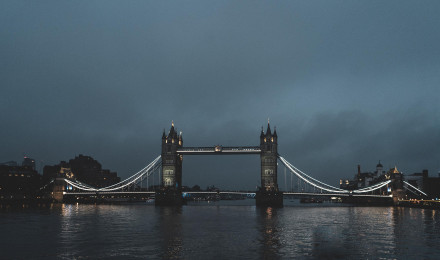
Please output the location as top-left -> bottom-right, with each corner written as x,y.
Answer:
388,167 -> 406,204
156,122 -> 185,206
52,178 -> 65,203
256,121 -> 283,207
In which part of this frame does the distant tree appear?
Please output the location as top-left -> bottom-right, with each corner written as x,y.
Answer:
206,185 -> 219,191
192,185 -> 201,191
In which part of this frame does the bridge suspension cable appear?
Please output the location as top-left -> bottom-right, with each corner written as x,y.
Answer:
279,156 -> 348,193
279,156 -> 345,191
64,179 -> 99,191
403,181 -> 428,197
351,180 -> 391,193
64,155 -> 162,192
98,155 -> 161,191
279,155 -> 392,194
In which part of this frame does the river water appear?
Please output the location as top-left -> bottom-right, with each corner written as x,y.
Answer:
1,200 -> 440,259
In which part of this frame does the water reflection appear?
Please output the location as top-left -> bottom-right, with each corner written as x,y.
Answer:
278,207 -> 397,259
392,207 -> 440,257
157,206 -> 183,259
257,207 -> 282,259
2,203 -> 440,259
308,208 -> 352,259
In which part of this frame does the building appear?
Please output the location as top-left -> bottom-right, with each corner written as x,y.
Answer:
0,161 -> 18,167
22,156 -> 36,171
0,164 -> 42,199
405,169 -> 427,192
43,155 -> 120,188
340,161 -> 387,190
406,169 -> 440,200
43,161 -> 74,180
424,172 -> 440,200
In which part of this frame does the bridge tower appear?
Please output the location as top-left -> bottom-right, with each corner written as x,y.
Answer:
260,121 -> 278,189
156,122 -> 184,205
256,120 -> 283,207
387,166 -> 405,203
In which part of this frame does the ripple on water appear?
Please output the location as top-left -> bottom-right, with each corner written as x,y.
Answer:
1,203 -> 440,259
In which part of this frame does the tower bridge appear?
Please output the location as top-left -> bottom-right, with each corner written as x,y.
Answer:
158,121 -> 281,206
58,121 -> 428,207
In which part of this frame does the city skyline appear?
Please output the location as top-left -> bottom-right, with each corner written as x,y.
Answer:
1,1 -> 439,190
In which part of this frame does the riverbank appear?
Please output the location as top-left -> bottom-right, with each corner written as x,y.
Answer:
397,199 -> 440,210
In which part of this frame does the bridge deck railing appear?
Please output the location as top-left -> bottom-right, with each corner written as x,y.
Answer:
177,146 -> 261,154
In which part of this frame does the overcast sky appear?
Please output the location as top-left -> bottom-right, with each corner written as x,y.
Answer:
1,1 -> 439,190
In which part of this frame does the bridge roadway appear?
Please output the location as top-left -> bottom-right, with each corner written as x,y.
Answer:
63,191 -> 392,199
63,191 -> 255,196
176,146 -> 261,155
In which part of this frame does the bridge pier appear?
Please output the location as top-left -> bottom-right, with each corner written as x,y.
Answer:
255,188 -> 283,207
52,178 -> 65,203
155,188 -> 184,206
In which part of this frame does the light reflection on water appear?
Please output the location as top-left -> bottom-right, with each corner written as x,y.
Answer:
1,201 -> 440,259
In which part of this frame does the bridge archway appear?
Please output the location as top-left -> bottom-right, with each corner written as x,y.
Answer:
178,155 -> 260,190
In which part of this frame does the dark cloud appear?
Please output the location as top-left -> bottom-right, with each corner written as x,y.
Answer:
1,1 -> 439,189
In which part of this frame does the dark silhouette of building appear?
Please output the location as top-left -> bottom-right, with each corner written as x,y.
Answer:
407,169 -> 440,200
424,173 -> 440,200
22,156 -> 36,171
43,155 -> 120,188
0,164 -> 42,199
340,162 -> 387,190
0,161 -> 18,166
43,161 -> 73,180
405,169 -> 428,193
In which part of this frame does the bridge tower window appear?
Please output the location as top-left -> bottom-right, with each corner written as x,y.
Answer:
164,178 -> 172,186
